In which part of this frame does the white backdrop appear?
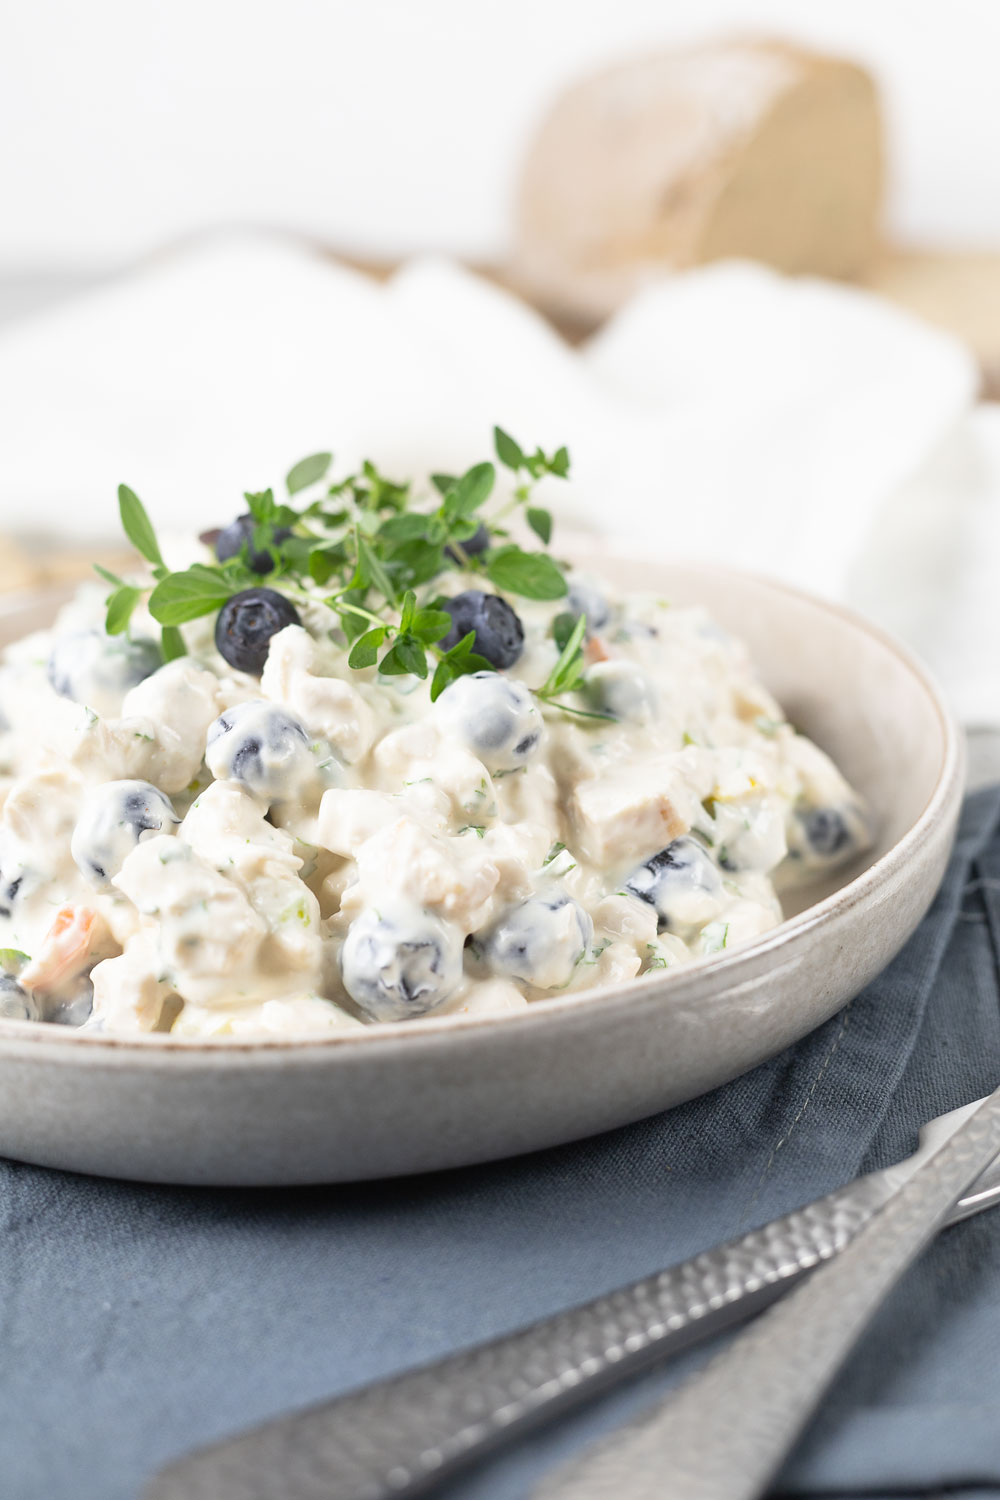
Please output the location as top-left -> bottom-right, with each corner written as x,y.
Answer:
2,0 -> 1000,272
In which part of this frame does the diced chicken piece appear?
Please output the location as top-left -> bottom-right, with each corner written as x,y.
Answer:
121,659 -> 224,792
571,756 -> 705,866
90,935 -> 179,1033
439,978 -> 530,1018
317,788 -> 400,858
348,815 -> 500,931
114,835 -> 272,1008
2,767 -> 84,856
593,891 -> 659,946
374,721 -> 498,821
261,625 -> 377,764
180,781 -> 322,976
171,993 -> 364,1038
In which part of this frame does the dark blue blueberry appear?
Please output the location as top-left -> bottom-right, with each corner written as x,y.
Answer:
215,588 -> 301,675
71,780 -> 179,889
432,671 -> 542,772
445,523 -> 491,565
48,630 -> 162,714
625,836 -> 722,931
0,873 -> 22,919
801,807 -> 852,857
0,974 -> 38,1022
566,578 -> 610,632
205,702 -> 314,800
340,906 -> 463,1021
215,514 -> 291,575
439,591 -> 524,669
45,988 -> 94,1027
483,894 -> 593,989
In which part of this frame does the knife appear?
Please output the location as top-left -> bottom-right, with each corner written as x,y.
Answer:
532,1085 -> 1000,1500
145,1097 -> 1000,1500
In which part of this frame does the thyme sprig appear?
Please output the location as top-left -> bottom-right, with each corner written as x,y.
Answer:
99,432 -> 597,710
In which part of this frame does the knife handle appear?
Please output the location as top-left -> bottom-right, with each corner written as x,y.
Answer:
533,1089 -> 1000,1500
145,1175 -> 892,1500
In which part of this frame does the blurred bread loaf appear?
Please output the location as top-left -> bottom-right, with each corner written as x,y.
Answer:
514,39 -> 883,325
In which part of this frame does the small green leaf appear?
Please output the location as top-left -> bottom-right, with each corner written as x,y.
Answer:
379,636 -> 428,678
398,589 -> 417,634
526,506 -> 552,544
539,611 -> 587,698
356,533 -> 396,604
552,611 -> 578,653
93,563 -> 126,588
429,631 -> 494,701
105,585 -> 142,636
118,485 -> 164,567
385,538 -> 446,589
378,513 -> 430,542
430,472 -> 457,497
149,567 -> 234,625
244,488 -> 276,523
550,445 -> 571,478
443,462 -> 495,521
286,452 -> 332,495
308,543 -> 348,586
161,625 -> 187,662
412,608 -> 452,645
0,948 -> 30,973
348,627 -> 387,669
493,426 -> 524,471
486,546 -> 567,600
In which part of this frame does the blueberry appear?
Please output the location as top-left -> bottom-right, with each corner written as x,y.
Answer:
0,974 -> 39,1022
433,671 -> 543,773
0,867 -> 23,920
439,591 -> 524,669
625,837 -> 723,933
801,807 -> 852,858
215,588 -> 301,675
46,988 -> 94,1027
566,578 -> 610,632
587,661 -> 657,724
72,779 -> 179,889
215,513 -> 291,575
483,894 -> 593,990
48,630 -> 162,717
340,904 -> 463,1021
445,523 -> 491,565
206,701 -> 315,802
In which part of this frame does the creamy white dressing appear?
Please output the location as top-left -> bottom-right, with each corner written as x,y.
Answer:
0,569 -> 870,1037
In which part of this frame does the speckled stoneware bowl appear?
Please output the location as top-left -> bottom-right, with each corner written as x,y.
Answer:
0,560 -> 963,1185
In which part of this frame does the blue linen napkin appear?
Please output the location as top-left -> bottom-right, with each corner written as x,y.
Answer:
2,786 -> 1000,1500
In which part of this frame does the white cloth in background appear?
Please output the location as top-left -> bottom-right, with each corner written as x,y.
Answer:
0,233 -> 995,719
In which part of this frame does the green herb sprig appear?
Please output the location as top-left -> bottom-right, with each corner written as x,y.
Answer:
535,613 -> 613,722
99,435 -> 605,714
493,425 -> 569,546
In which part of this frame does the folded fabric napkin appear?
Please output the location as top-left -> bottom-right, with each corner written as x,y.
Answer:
2,781 -> 999,1500
3,232 -> 1000,721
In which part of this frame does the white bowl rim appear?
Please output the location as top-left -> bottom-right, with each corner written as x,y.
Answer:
0,562 -> 963,1061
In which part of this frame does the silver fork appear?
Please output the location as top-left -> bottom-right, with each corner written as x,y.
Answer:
534,1085 -> 1000,1500
145,1097 -> 1000,1500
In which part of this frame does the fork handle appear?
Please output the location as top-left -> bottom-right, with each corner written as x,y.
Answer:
533,1088 -> 1000,1500
145,1175 -> 891,1500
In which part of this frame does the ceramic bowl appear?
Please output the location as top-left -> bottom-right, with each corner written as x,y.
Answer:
0,561 -> 963,1185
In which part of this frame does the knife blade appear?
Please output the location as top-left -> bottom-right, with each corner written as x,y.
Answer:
145,1097 -> 1000,1500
